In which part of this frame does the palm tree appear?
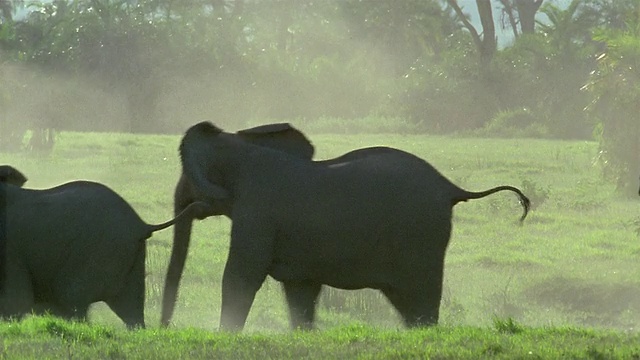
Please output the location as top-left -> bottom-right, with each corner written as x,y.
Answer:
585,8 -> 640,195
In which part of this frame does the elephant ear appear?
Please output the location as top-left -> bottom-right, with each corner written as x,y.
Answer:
237,123 -> 294,135
188,121 -> 224,136
237,123 -> 315,160
179,122 -> 231,202
0,165 -> 28,187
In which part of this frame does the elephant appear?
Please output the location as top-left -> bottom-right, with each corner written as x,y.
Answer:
169,121 -> 531,331
0,169 -> 210,328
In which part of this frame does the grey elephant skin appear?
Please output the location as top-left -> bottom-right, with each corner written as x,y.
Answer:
161,123 -> 316,327
169,121 -> 531,331
0,169 -> 207,328
161,123 -> 393,327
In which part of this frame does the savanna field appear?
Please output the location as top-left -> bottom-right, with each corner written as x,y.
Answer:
1,128 -> 639,359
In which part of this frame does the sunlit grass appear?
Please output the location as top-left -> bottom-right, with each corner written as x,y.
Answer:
1,316 -> 639,359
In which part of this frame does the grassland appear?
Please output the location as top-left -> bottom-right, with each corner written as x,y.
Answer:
1,129 -> 639,358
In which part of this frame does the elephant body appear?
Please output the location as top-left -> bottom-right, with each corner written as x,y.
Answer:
169,122 -> 530,331
0,176 -> 206,328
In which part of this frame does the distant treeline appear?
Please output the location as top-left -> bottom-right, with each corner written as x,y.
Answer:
0,0 -> 638,194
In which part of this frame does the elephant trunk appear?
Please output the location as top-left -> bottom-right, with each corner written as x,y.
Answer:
161,201 -> 195,327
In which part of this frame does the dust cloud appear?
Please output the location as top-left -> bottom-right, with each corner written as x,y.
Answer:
0,19 -> 399,138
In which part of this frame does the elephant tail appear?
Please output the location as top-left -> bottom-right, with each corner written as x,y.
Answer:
453,185 -> 531,223
146,201 -> 212,233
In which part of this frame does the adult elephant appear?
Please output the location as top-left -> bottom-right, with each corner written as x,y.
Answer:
172,122 -> 531,331
0,167 -> 208,328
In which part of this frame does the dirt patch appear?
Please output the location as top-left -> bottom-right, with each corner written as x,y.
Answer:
524,276 -> 640,328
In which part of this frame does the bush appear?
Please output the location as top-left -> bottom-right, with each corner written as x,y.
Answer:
476,108 -> 549,138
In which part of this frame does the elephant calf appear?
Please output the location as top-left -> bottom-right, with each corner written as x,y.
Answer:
0,166 -> 208,328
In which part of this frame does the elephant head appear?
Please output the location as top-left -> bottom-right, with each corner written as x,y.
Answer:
178,123 -> 229,201
161,122 -> 315,327
0,165 -> 27,187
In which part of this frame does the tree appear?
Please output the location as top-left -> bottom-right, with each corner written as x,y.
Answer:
499,0 -> 544,38
585,12 -> 640,195
341,0 -> 457,73
446,0 -> 497,65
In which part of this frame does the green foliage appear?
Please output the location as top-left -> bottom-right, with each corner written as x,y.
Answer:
0,0 -> 626,144
586,23 -> 640,196
519,178 -> 549,211
1,317 -> 640,359
479,108 -> 549,138
493,30 -> 596,139
493,317 -> 524,334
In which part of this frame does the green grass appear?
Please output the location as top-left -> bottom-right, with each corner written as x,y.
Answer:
1,129 -> 639,357
1,316 -> 639,359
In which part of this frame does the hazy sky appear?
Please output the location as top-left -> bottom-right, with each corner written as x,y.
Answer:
458,0 -> 571,47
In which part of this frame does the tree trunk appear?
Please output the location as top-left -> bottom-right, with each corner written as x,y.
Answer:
447,0 -> 495,64
515,0 -> 544,34
476,0 -> 497,64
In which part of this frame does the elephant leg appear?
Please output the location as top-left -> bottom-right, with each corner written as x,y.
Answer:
382,264 -> 444,328
219,257 -> 268,331
382,287 -> 439,327
53,304 -> 90,322
51,283 -> 91,322
282,281 -> 322,330
52,266 -> 99,322
106,245 -> 146,329
219,221 -> 274,331
1,263 -> 35,319
32,302 -> 69,318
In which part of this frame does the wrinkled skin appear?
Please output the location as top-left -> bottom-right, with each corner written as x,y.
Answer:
0,173 -> 208,328
172,122 -> 531,331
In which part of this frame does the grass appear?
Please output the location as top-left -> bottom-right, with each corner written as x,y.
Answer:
1,316 -> 639,359
1,129 -> 640,357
